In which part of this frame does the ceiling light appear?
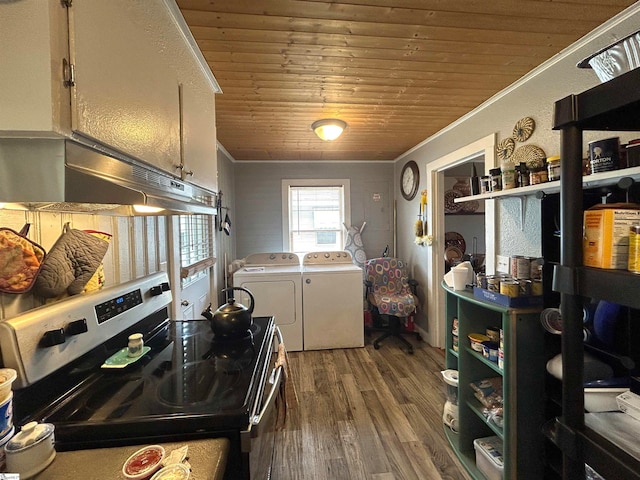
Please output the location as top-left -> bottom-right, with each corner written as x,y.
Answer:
133,205 -> 165,214
312,119 -> 347,141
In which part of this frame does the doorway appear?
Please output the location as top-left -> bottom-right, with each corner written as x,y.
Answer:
425,134 -> 497,348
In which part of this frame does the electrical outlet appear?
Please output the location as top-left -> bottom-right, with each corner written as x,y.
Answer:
496,255 -> 510,274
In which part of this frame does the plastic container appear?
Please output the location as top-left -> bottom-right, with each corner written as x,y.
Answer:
468,333 -> 489,352
441,370 -> 459,405
0,426 -> 15,472
122,445 -> 165,480
500,161 -> 516,190
0,391 -> 13,438
0,369 -> 17,402
589,137 -> 619,174
474,435 -> 504,480
151,463 -> 190,480
5,422 -> 56,479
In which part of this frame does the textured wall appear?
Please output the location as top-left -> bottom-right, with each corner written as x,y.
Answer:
233,162 -> 394,260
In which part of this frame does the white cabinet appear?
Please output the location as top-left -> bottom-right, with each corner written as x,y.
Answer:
68,0 -> 181,174
0,0 -> 219,192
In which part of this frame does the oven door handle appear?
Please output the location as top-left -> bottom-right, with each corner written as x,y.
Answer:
251,326 -> 284,426
252,364 -> 283,426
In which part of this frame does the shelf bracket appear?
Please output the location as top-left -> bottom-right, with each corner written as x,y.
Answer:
518,196 -> 526,230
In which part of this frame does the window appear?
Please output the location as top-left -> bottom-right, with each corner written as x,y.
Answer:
179,214 -> 214,285
282,179 -> 351,254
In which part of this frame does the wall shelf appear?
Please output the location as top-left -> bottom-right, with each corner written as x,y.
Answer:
453,165 -> 640,204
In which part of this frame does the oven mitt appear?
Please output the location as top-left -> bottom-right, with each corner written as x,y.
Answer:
34,224 -> 110,298
0,224 -> 46,294
82,230 -> 112,293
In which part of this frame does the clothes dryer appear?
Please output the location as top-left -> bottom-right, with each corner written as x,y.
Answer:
302,251 -> 364,350
233,252 -> 303,351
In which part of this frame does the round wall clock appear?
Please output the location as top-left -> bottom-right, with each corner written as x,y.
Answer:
400,160 -> 419,200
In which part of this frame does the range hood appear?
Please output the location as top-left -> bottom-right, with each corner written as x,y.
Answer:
0,138 -> 217,216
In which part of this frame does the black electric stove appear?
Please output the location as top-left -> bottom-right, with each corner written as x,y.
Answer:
1,273 -> 281,479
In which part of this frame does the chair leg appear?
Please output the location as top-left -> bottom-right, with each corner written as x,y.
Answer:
372,315 -> 414,354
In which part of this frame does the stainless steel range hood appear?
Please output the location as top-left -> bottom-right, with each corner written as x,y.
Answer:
0,138 -> 217,216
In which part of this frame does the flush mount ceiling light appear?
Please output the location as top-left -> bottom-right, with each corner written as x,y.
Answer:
312,119 -> 347,141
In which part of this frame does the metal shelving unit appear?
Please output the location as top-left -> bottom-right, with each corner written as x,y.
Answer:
552,67 -> 640,480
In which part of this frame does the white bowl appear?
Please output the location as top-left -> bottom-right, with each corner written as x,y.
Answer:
5,422 -> 55,479
151,463 -> 190,480
584,387 -> 629,412
122,445 -> 165,480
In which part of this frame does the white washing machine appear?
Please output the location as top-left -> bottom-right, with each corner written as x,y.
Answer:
233,252 -> 303,351
302,251 -> 364,350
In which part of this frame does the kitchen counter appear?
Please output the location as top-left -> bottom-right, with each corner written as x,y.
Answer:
32,438 -> 229,480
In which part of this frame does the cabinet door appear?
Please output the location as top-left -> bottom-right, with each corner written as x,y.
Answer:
181,79 -> 218,192
68,0 -> 180,174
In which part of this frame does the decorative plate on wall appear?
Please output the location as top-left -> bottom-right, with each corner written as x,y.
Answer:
445,231 -> 466,254
496,137 -> 515,161
512,144 -> 546,169
513,116 -> 535,142
444,190 -> 463,214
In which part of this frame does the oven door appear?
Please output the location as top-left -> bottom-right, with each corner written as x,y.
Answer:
241,326 -> 283,479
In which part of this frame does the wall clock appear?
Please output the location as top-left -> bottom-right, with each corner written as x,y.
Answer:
400,160 -> 419,200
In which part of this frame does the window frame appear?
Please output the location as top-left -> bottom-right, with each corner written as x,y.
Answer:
282,179 -> 351,253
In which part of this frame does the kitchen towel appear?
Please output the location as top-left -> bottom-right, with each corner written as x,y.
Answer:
275,342 -> 299,430
223,214 -> 232,236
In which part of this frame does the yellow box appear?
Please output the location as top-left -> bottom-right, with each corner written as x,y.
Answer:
583,206 -> 640,269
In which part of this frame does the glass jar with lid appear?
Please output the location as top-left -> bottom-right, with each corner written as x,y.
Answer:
547,156 -> 561,181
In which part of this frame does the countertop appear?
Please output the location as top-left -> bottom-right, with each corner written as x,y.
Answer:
32,438 -> 229,480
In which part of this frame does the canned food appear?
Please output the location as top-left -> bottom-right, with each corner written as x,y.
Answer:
486,327 -> 500,343
518,279 -> 532,296
476,273 -> 487,289
629,226 -> 640,273
531,279 -> 543,296
589,137 -> 619,174
510,256 -> 521,278
529,258 -> 543,280
500,280 -> 519,297
486,276 -> 500,292
452,334 -> 459,352
452,317 -> 459,336
498,348 -> 504,369
516,257 -> 531,279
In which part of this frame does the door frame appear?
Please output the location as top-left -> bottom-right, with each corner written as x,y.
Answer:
425,133 -> 497,348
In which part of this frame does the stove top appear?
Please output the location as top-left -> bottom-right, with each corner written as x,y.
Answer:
13,316 -> 275,450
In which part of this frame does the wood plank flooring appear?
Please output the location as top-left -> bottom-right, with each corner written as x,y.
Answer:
272,334 -> 472,480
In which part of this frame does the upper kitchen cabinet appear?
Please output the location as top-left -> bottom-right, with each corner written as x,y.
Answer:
0,0 -> 220,192
162,1 -> 220,192
67,0 -> 181,175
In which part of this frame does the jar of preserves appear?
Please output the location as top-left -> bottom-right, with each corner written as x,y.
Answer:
547,156 -> 561,181
530,167 -> 548,185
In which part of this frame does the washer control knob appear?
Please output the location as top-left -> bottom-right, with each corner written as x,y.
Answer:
161,282 -> 170,291
150,285 -> 163,296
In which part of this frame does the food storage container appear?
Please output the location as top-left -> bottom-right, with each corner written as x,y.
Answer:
5,421 -> 56,479
150,463 -> 191,480
469,333 -> 489,352
122,445 -> 166,480
474,435 -> 504,480
0,368 -> 17,402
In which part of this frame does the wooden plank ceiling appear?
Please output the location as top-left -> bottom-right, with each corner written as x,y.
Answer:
176,0 -> 635,161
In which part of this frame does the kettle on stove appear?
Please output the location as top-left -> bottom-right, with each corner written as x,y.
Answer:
202,287 -> 255,338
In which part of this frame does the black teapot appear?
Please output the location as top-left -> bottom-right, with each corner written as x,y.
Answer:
202,287 -> 255,338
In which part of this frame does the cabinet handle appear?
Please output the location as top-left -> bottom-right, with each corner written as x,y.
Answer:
181,300 -> 190,306
184,170 -> 194,177
174,164 -> 184,171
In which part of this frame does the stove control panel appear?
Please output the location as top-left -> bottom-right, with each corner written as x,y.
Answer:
0,272 -> 172,388
95,288 -> 143,324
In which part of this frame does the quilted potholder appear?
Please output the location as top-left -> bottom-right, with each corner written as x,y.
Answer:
34,224 -> 110,298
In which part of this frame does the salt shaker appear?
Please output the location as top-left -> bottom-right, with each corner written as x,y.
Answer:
127,333 -> 144,357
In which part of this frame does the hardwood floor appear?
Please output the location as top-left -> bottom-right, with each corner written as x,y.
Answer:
272,334 -> 472,480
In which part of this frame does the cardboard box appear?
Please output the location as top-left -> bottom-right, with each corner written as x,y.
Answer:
473,287 -> 542,308
583,205 -> 640,269
474,436 -> 504,480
